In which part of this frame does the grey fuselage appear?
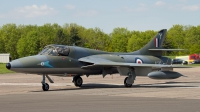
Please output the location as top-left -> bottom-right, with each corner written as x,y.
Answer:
8,45 -> 171,76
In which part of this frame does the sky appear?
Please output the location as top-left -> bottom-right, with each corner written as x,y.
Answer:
0,0 -> 200,33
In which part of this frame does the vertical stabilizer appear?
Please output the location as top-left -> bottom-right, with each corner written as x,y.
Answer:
137,29 -> 167,56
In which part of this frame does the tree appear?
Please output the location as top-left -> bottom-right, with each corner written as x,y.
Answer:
54,29 -> 68,45
0,24 -> 21,59
167,25 -> 185,55
0,29 -> 5,53
110,28 -> 131,52
184,26 -> 200,54
69,27 -> 81,46
1,23 -> 200,58
17,31 -> 40,57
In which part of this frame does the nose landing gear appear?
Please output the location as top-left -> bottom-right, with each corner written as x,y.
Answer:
41,74 -> 54,91
42,83 -> 49,91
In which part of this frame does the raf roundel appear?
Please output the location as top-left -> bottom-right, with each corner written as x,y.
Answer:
41,62 -> 45,66
136,59 -> 143,64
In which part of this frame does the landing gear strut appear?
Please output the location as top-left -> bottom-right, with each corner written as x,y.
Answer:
41,74 -> 53,91
72,75 -> 83,87
124,68 -> 136,88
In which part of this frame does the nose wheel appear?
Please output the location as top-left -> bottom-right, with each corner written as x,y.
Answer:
72,75 -> 83,87
42,83 -> 49,91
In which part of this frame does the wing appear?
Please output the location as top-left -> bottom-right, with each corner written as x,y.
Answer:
78,56 -> 190,69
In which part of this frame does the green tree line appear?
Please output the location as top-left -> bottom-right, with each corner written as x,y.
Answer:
0,23 -> 200,59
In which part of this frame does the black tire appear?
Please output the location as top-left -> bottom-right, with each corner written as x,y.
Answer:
124,77 -> 132,87
42,83 -> 49,91
73,76 -> 83,87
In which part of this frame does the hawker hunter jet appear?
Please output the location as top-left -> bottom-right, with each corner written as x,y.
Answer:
6,29 -> 188,91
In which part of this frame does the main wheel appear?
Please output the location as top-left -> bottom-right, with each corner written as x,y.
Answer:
73,76 -> 83,87
124,77 -> 133,87
42,83 -> 49,91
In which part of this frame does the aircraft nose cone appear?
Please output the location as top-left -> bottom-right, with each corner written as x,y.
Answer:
6,63 -> 11,69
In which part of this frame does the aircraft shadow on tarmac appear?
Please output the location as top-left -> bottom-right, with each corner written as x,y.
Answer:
31,82 -> 199,92
165,81 -> 200,84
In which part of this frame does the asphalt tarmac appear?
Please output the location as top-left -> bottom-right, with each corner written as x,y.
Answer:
0,67 -> 200,112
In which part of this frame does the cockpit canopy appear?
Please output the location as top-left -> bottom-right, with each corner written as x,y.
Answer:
38,45 -> 70,56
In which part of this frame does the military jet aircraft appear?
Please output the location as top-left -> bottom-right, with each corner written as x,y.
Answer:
6,29 -> 188,91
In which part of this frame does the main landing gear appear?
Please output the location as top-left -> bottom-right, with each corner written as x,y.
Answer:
41,74 -> 54,91
124,77 -> 133,87
72,75 -> 83,87
123,68 -> 136,88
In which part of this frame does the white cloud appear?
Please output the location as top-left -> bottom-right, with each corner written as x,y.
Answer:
136,3 -> 148,11
74,10 -> 98,17
65,4 -> 75,10
155,1 -> 166,6
1,4 -> 57,18
168,2 -> 200,12
182,5 -> 200,11
120,4 -> 148,12
13,4 -> 57,18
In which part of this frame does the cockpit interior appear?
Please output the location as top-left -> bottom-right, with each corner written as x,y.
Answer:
38,45 -> 70,56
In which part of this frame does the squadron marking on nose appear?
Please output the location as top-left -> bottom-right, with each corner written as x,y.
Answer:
38,61 -> 53,68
